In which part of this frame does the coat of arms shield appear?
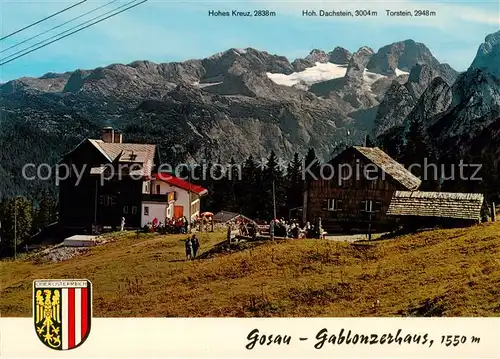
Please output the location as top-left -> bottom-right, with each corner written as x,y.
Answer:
33,279 -> 92,350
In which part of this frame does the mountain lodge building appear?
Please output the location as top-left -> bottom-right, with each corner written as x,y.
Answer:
303,146 -> 488,233
303,146 -> 422,233
58,127 -> 207,232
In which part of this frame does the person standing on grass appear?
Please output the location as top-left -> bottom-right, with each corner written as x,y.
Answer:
185,237 -> 193,261
191,234 -> 200,259
121,217 -> 125,231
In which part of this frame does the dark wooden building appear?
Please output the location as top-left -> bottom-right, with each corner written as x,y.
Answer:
386,191 -> 486,229
303,146 -> 421,233
58,127 -> 160,232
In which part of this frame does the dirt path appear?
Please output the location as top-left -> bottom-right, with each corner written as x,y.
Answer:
325,233 -> 388,242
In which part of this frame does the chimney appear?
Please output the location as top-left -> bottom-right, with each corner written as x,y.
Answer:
113,132 -> 123,143
102,126 -> 114,143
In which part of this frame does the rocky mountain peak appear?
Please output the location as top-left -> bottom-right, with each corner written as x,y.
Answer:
328,47 -> 352,64
345,46 -> 374,81
39,72 -> 71,80
62,69 -> 91,93
373,62 -> 450,137
406,63 -> 439,98
203,47 -> 294,78
469,30 -> 500,80
366,39 -> 440,75
306,49 -> 329,63
291,58 -> 315,72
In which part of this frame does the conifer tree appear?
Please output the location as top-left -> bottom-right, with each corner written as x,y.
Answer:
240,156 -> 258,218
259,151 -> 279,219
34,189 -> 57,230
0,196 -> 33,247
208,161 -> 227,213
304,148 -> 320,183
403,118 -> 431,182
286,152 -> 303,215
224,157 -> 239,212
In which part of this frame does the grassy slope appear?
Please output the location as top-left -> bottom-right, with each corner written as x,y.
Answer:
1,222 -> 500,317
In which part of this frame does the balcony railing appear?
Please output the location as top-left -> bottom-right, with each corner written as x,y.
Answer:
142,191 -> 176,202
142,194 -> 169,202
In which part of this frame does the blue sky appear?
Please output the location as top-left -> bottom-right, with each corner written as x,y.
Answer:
0,0 -> 498,82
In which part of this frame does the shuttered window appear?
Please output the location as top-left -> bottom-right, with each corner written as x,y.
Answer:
360,200 -> 382,213
365,200 -> 373,212
326,199 -> 343,211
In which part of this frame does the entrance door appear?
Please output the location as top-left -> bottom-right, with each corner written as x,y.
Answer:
174,205 -> 184,218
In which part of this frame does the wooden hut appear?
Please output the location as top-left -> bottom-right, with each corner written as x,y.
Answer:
386,191 -> 486,229
303,146 -> 421,233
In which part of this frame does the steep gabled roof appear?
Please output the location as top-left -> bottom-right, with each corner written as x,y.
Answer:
88,139 -> 113,162
213,211 -> 241,223
60,138 -> 158,177
386,191 -> 484,220
153,173 -> 208,196
88,140 -> 157,177
352,146 -> 421,190
213,211 -> 256,224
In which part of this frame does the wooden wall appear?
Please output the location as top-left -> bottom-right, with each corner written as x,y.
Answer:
305,149 -> 406,233
59,141 -> 143,230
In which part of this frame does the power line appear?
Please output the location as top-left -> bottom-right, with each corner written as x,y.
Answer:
1,0 -> 140,62
0,0 -> 147,66
0,0 -> 88,42
0,0 -> 120,55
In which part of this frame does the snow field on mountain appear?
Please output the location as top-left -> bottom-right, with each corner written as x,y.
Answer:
266,62 -> 347,86
266,62 -> 409,87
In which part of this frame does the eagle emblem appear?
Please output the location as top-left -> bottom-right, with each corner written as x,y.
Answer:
33,279 -> 92,350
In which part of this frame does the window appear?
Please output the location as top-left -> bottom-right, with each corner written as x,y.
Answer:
144,206 -> 149,216
365,200 -> 373,212
123,206 -> 129,214
156,184 -> 161,194
190,200 -> 200,215
132,206 -> 137,214
361,200 -> 382,213
327,199 -> 342,211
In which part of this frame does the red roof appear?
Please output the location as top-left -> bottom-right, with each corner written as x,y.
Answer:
153,173 -> 208,196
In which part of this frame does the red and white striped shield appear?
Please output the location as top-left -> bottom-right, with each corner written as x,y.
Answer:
33,279 -> 92,350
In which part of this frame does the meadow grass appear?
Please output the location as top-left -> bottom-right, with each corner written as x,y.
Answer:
1,222 -> 499,317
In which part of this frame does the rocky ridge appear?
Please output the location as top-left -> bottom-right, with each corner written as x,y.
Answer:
0,38 -> 466,196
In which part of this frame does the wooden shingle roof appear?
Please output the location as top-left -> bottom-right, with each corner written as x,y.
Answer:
88,139 -> 156,177
353,146 -> 421,190
213,211 -> 255,224
386,191 -> 484,220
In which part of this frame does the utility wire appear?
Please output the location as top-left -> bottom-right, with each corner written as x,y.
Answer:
0,0 -> 147,66
0,0 -> 120,55
1,0 -> 139,61
0,0 -> 88,42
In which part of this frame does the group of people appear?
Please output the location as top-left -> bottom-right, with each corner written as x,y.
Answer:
271,218 -> 324,239
271,218 -> 302,238
144,216 -> 190,234
238,220 -> 258,239
184,234 -> 200,260
302,221 -> 325,239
